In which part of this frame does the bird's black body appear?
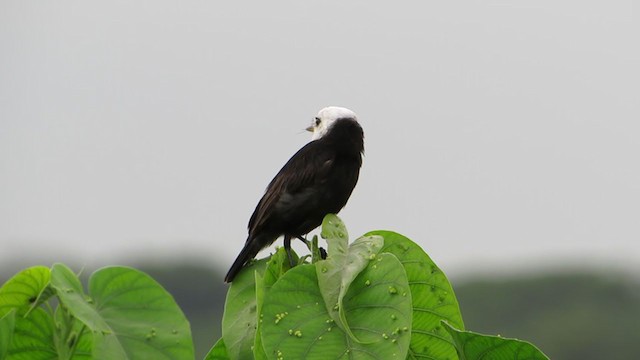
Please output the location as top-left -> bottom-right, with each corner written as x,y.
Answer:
224,117 -> 364,282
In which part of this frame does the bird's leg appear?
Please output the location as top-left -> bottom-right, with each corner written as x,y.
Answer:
296,235 -> 311,250
284,235 -> 295,267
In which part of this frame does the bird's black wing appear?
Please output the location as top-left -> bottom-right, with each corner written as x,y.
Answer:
248,140 -> 335,236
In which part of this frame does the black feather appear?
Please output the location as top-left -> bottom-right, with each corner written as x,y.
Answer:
224,118 -> 364,282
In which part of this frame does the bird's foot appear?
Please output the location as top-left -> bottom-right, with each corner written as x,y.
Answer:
296,235 -> 311,248
286,248 -> 296,267
284,235 -> 297,267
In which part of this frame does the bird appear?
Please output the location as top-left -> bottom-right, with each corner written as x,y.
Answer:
224,106 -> 364,282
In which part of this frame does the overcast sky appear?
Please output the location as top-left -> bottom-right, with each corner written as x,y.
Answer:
1,1 -> 638,277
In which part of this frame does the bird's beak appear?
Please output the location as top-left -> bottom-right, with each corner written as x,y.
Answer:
305,126 -> 314,132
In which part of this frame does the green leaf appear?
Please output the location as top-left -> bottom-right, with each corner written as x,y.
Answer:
262,255 -> 412,360
4,301 -> 91,360
368,230 -> 464,360
50,263 -> 111,333
263,247 -> 294,286
222,258 -> 268,360
6,307 -> 57,360
310,235 -> 322,263
27,286 -> 55,316
89,266 -> 194,359
223,249 -> 298,360
253,248 -> 290,360
53,303 -> 93,359
253,272 -> 269,360
204,338 -> 230,360
316,214 -> 384,340
0,266 -> 51,317
319,214 -> 350,259
443,322 -> 550,360
0,310 -> 15,360
51,264 -> 193,359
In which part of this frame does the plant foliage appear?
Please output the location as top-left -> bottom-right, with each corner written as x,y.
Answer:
0,264 -> 193,359
209,215 -> 550,360
1,215 -> 549,359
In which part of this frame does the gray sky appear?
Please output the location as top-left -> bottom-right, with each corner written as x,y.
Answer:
1,1 -> 638,277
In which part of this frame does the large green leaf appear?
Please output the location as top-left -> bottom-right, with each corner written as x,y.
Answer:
51,264 -> 193,359
223,248 -> 298,360
5,308 -> 92,360
204,338 -> 230,360
0,310 -> 15,360
4,307 -> 57,360
222,258 -> 268,360
2,301 -> 91,360
50,264 -> 111,333
261,255 -> 412,360
316,215 -> 384,341
0,266 -> 50,317
368,231 -> 464,360
253,248 -> 291,360
89,266 -> 194,359
443,322 -> 550,360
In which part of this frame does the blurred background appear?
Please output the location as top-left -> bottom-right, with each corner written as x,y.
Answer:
1,1 -> 638,359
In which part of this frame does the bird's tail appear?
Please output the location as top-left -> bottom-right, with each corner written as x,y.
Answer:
224,235 -> 270,283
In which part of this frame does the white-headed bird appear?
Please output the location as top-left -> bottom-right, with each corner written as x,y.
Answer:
224,106 -> 364,282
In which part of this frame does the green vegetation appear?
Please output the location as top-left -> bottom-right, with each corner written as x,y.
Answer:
5,215 -> 635,359
208,214 -> 548,359
0,264 -> 193,359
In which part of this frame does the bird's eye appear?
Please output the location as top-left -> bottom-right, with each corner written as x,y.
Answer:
315,117 -> 321,126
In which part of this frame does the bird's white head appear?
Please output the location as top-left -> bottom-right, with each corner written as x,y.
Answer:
307,106 -> 358,140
